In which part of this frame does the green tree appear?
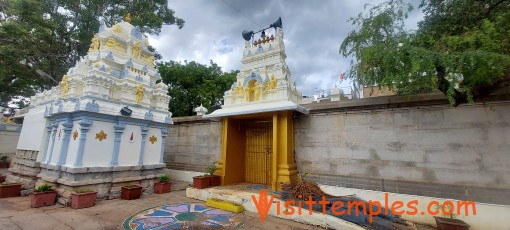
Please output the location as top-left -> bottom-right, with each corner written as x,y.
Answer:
0,0 -> 184,107
340,0 -> 510,106
158,60 -> 238,117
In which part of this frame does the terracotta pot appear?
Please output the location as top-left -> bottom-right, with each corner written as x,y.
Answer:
193,176 -> 210,189
121,186 -> 142,200
31,190 -> 57,207
434,216 -> 470,230
0,175 -> 5,183
154,182 -> 171,194
208,175 -> 221,187
0,183 -> 22,198
71,191 -> 97,209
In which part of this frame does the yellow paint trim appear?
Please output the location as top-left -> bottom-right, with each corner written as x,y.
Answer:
206,198 -> 244,213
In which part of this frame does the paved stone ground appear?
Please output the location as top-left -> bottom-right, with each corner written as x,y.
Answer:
0,179 -> 322,230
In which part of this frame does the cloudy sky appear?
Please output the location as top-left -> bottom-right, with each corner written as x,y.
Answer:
148,0 -> 423,96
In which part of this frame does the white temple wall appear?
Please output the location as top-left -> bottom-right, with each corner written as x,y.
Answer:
82,120 -> 114,167
16,106 -> 48,152
118,124 -> 142,165
49,122 -> 65,164
143,128 -> 162,164
64,122 -> 80,166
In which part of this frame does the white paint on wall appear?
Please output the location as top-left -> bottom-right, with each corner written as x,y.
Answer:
118,124 -> 142,165
17,107 -> 48,153
164,169 -> 204,183
50,122 -> 64,164
82,120 -> 114,167
319,184 -> 510,230
143,128 -> 161,164
64,122 -> 80,166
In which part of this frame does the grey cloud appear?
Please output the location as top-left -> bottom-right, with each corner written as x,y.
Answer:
150,0 -> 423,95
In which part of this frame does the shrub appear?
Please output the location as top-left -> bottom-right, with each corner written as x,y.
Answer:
158,175 -> 170,183
35,184 -> 53,192
206,161 -> 217,176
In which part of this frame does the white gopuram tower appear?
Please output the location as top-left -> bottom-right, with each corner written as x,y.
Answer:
207,20 -> 305,116
9,15 -> 172,204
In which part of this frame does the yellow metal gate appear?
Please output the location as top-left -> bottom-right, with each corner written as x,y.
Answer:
245,121 -> 273,184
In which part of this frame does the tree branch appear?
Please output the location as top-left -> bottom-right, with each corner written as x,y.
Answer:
25,58 -> 58,84
486,0 -> 508,16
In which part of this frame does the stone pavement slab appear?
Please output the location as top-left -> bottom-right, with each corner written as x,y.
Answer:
0,184 -> 322,230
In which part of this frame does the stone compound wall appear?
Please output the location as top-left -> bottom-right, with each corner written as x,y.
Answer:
0,124 -> 21,162
295,95 -> 510,205
164,116 -> 222,173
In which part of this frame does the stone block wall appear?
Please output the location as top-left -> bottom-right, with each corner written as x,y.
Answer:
164,116 -> 222,173
295,98 -> 510,205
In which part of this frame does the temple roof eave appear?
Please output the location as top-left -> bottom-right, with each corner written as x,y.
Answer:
203,101 -> 308,119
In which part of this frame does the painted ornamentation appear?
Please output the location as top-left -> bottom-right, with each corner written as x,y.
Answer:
149,135 -> 157,144
95,130 -> 107,141
73,129 -> 78,140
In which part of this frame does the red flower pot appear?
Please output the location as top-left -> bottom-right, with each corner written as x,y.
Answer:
208,175 -> 221,187
0,183 -> 22,198
71,191 -> 97,209
0,175 -> 5,183
193,176 -> 210,189
121,185 -> 142,200
0,162 -> 9,168
154,182 -> 171,194
434,216 -> 470,230
31,190 -> 57,207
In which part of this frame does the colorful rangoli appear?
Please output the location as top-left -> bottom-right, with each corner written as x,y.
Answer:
123,203 -> 245,229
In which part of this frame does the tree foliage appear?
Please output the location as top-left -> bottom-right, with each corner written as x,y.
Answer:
0,0 -> 184,107
158,60 -> 237,117
340,0 -> 510,106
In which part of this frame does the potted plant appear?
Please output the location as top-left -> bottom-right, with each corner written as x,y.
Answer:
192,175 -> 210,189
433,203 -> 470,230
71,189 -> 97,209
31,184 -> 57,207
206,161 -> 221,187
0,156 -> 9,168
0,182 -> 22,198
121,184 -> 142,200
154,175 -> 171,194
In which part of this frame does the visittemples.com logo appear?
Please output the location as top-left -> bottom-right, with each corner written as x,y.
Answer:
251,190 -> 477,223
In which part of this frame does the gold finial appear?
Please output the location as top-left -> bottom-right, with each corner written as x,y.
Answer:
124,13 -> 132,23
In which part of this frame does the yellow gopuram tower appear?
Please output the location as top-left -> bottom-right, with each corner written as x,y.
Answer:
204,18 -> 308,190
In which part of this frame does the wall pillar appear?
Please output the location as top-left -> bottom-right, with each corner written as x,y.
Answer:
57,117 -> 74,166
45,122 -> 59,164
272,111 -> 298,191
74,119 -> 92,167
111,121 -> 126,166
39,123 -> 53,162
216,118 -> 228,181
160,128 -> 168,164
138,125 -> 148,166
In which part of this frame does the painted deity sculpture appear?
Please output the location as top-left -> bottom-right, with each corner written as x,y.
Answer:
132,41 -> 141,58
135,84 -> 144,104
254,81 -> 260,101
59,75 -> 69,98
89,34 -> 99,51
